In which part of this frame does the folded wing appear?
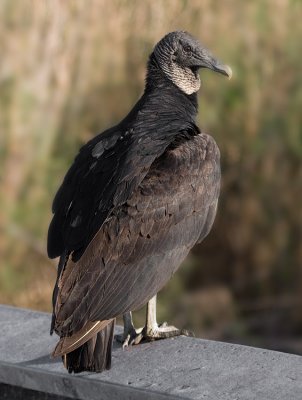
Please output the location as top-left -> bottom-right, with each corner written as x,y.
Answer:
53,133 -> 220,337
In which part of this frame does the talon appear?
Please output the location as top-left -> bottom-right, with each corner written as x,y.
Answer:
180,329 -> 195,337
115,318 -> 145,347
118,298 -> 194,348
122,334 -> 131,348
131,332 -> 144,345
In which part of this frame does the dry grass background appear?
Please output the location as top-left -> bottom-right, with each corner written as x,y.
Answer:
0,0 -> 301,353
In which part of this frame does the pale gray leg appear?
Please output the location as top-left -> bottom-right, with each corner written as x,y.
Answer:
116,294 -> 193,347
145,294 -> 158,335
143,294 -> 189,339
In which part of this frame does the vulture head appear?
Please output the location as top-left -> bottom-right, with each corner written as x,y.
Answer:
153,31 -> 232,95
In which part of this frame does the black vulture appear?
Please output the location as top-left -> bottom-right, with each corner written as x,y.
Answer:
48,31 -> 232,373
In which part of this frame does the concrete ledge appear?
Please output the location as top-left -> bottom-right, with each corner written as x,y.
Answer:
0,305 -> 301,400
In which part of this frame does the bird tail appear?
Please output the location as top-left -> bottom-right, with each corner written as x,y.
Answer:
52,319 -> 115,373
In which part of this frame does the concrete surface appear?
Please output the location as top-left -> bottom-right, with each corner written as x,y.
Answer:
0,305 -> 301,400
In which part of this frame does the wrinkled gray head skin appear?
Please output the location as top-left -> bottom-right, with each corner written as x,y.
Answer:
154,31 -> 232,95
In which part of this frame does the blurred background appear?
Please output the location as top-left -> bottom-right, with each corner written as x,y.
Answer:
0,0 -> 301,354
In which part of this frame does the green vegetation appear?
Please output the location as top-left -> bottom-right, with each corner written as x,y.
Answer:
0,0 -> 301,353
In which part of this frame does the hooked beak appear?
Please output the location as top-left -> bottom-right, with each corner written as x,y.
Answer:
211,61 -> 232,80
195,49 -> 232,80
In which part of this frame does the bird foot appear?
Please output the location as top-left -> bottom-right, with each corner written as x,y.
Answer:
144,322 -> 194,341
115,322 -> 194,348
115,327 -> 144,348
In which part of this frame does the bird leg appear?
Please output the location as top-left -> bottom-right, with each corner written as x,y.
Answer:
116,295 -> 193,347
143,294 -> 191,340
115,311 -> 144,348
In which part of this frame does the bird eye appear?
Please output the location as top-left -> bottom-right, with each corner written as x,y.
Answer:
184,45 -> 192,53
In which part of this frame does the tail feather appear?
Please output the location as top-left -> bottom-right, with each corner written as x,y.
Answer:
53,319 -> 113,357
50,250 -> 70,335
53,319 -> 115,373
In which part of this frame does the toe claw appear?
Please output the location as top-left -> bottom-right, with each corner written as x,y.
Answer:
117,321 -> 194,346
122,334 -> 131,349
180,329 -> 195,337
131,332 -> 144,345
116,327 -> 145,347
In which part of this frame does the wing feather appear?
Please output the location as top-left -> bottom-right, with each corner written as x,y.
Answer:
52,319 -> 113,357
48,102 -> 201,260
54,133 -> 221,337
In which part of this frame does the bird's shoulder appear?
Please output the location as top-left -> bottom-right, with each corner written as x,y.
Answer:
167,132 -> 220,163
48,125 -> 136,259
149,132 -> 220,182
125,132 -> 221,224
52,125 -> 130,211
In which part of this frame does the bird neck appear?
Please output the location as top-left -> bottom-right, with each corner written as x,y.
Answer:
144,53 -> 199,121
118,54 -> 199,150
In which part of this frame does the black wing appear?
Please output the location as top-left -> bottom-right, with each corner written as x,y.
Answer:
48,126 -> 149,260
53,133 -> 221,336
48,121 -> 196,261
